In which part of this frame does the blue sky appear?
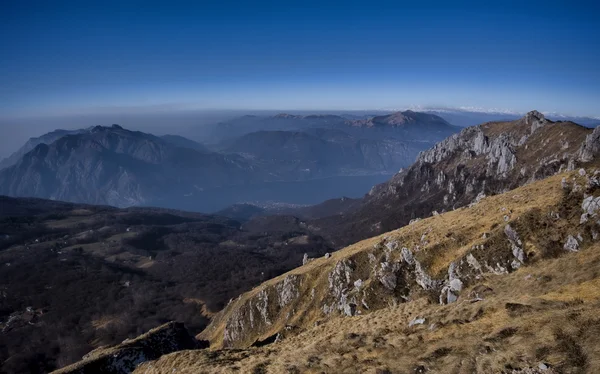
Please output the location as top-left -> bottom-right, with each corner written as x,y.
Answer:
1,0 -> 599,117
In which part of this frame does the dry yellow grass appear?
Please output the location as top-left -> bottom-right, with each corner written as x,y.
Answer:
138,240 -> 600,373
200,173 -> 572,349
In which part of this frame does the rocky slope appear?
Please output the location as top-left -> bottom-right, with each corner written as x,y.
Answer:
313,111 -> 599,246
52,322 -> 201,374
0,128 -> 89,170
140,168 -> 600,373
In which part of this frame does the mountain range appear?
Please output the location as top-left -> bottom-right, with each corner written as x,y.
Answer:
0,111 -> 460,211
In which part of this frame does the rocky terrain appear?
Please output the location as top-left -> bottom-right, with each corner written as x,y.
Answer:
312,111 -> 599,246
139,169 -> 600,373
53,322 -> 201,374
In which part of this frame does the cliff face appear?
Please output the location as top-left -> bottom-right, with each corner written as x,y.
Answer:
314,111 -> 594,247
199,169 -> 600,351
52,322 -> 202,374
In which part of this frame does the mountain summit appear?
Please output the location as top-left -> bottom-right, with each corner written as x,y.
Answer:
348,110 -> 455,130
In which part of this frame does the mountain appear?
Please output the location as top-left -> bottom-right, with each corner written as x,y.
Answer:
0,195 -> 332,373
159,134 -> 208,152
223,130 -> 420,177
142,169 -> 600,373
312,111 -> 599,246
205,111 -> 459,144
0,128 -> 89,170
348,110 -> 454,130
0,125 -> 267,208
0,112 -> 460,211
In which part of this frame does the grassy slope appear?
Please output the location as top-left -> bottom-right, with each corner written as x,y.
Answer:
138,171 -> 600,373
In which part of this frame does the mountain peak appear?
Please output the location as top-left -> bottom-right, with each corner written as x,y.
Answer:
348,110 -> 453,130
523,109 -> 550,133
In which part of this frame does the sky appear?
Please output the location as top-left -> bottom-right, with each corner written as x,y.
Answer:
1,0 -> 599,119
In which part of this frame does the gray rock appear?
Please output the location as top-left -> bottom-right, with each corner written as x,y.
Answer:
582,195 -> 600,217
579,125 -> 600,162
415,261 -> 438,290
525,110 -> 548,134
505,224 -> 525,266
466,254 -> 482,273
276,275 -> 299,308
408,317 -> 426,327
377,262 -> 399,290
564,235 -> 580,252
409,218 -> 421,225
401,247 -> 415,265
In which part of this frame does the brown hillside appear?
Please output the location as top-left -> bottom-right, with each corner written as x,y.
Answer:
136,168 -> 600,373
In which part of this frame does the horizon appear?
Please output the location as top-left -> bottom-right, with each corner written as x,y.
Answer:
2,105 -> 598,160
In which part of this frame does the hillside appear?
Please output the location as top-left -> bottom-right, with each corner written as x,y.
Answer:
139,168 -> 600,373
312,111 -> 598,247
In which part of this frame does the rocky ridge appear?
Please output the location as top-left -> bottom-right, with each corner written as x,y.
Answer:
139,169 -> 600,373
199,169 -> 600,351
52,322 -> 202,374
314,111 -> 596,246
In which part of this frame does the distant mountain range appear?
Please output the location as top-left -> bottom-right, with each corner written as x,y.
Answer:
205,110 -> 459,144
0,111 -> 460,210
421,107 -> 600,128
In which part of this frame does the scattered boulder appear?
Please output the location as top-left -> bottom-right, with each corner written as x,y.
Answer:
505,224 -> 525,268
408,317 -> 426,327
563,235 -> 579,252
